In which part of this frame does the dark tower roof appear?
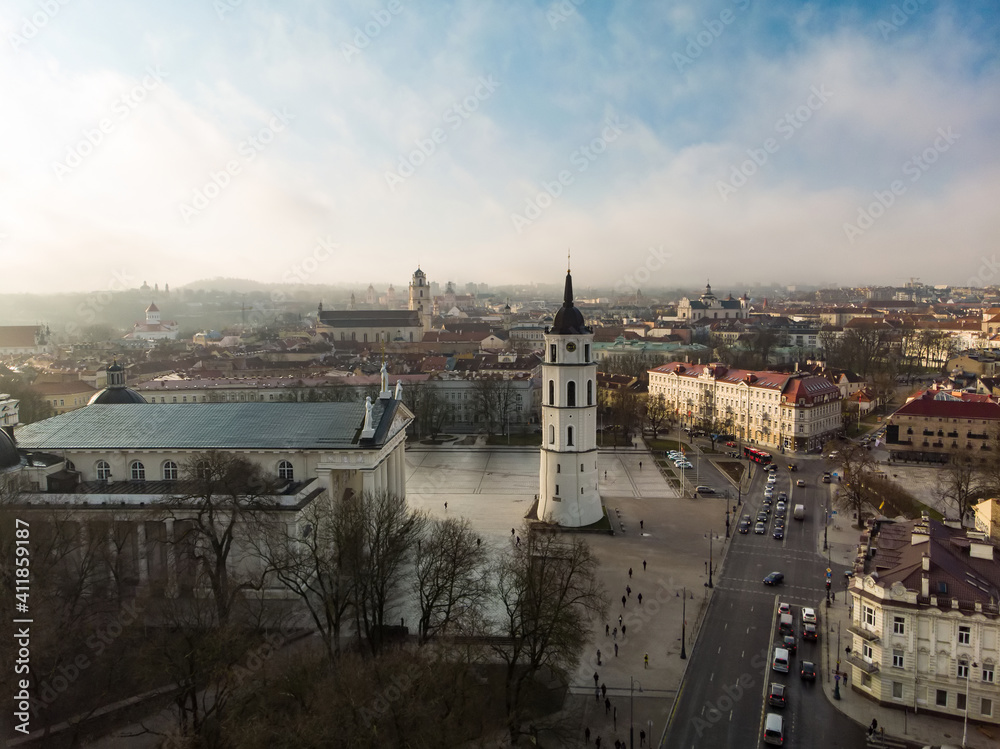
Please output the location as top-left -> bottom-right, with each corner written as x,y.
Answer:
551,271 -> 589,335
88,361 -> 147,405
0,427 -> 21,473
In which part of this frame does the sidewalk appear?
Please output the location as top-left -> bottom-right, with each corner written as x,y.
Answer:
818,521 -> 995,749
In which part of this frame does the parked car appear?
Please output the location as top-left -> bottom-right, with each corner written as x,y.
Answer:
763,571 -> 784,585
726,440 -> 737,447
800,661 -> 817,681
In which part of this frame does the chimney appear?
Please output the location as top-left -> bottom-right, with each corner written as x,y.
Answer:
921,554 -> 930,597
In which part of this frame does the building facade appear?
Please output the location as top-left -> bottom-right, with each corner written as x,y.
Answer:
126,302 -> 179,340
647,362 -> 842,452
846,518 -> 999,727
676,284 -> 749,322
538,271 -> 602,527
885,389 -> 1000,463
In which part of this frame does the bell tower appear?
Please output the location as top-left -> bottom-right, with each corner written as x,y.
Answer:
538,268 -> 601,526
408,267 -> 432,331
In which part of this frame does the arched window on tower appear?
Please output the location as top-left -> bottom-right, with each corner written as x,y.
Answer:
548,380 -> 555,406
587,380 -> 593,406
567,381 -> 576,407
567,426 -> 574,446
549,425 -> 555,444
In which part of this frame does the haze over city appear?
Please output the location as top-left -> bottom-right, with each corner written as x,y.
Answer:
2,0 -> 998,293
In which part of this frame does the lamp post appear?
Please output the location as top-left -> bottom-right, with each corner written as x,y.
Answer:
630,677 -> 643,749
962,661 -> 978,748
823,502 -> 829,552
725,505 -> 730,538
707,532 -> 714,588
680,586 -> 687,659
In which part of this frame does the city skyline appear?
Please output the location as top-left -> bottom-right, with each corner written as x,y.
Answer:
2,0 -> 998,294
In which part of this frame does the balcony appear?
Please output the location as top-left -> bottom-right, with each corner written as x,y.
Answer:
845,651 -> 880,674
847,624 -> 880,643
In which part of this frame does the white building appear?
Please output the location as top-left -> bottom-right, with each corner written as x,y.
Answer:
846,517 -> 1000,727
647,362 -> 842,453
126,302 -> 179,341
538,271 -> 602,527
676,283 -> 749,322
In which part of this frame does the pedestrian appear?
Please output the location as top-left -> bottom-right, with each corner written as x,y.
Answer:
604,470 -> 607,479
444,501 -> 448,510
605,697 -> 611,715
640,519 -> 644,530
594,672 -> 599,686
601,683 -> 607,699
628,567 -> 633,579
619,614 -> 623,627
585,727 -> 591,743
640,729 -> 646,746
622,624 -> 627,637
516,535 -> 521,546
595,737 -> 601,749
643,559 -> 646,571
613,627 -> 617,640
597,649 -> 602,665
614,642 -> 618,657
606,623 -> 610,636
626,585 -> 631,597
615,740 -> 621,749
644,652 -> 649,669
622,594 -> 627,608
638,593 -> 643,605
476,537 -> 481,547
613,706 -> 617,731
639,461 -> 642,469
511,528 -> 515,537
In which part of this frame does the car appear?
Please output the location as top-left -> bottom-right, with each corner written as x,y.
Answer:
822,472 -> 832,483
738,521 -> 751,534
764,488 -> 774,499
695,485 -> 716,495
787,463 -> 797,472
756,511 -> 769,523
774,518 -> 785,529
762,497 -> 773,507
726,440 -> 737,447
778,602 -> 791,616
676,462 -> 693,469
801,607 -> 817,625
827,451 -> 839,459
763,571 -> 784,585
755,522 -> 766,534
802,623 -> 818,641
776,500 -> 786,510
800,661 -> 817,681
796,479 -> 806,487
767,473 -> 777,483
772,528 -> 784,540
777,491 -> 787,501
782,634 -> 797,653
767,683 -> 787,709
775,508 -> 786,520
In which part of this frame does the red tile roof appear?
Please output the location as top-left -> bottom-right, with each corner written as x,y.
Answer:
896,390 -> 1000,420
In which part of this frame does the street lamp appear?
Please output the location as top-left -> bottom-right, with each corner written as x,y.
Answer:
706,532 -> 714,588
680,586 -> 687,659
725,505 -> 730,538
630,677 -> 643,749
963,660 -> 978,748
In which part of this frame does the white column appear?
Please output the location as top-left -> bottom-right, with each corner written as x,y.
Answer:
361,469 -> 375,496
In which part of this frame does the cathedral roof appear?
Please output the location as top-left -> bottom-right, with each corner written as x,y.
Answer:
146,302 -> 159,312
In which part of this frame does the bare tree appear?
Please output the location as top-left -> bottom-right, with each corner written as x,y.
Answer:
254,494 -> 356,661
414,517 -> 489,644
160,452 -> 277,625
348,490 -> 426,655
834,441 -> 879,527
474,376 -> 516,437
936,452 -> 983,524
490,530 -> 607,746
644,392 -> 670,437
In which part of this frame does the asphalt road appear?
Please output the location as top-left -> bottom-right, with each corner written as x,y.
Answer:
662,454 -> 867,748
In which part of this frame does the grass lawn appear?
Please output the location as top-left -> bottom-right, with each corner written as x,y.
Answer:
645,438 -> 687,452
486,433 -> 542,446
717,461 -> 746,484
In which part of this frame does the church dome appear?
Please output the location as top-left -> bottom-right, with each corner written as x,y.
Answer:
551,271 -> 588,335
0,428 -> 22,473
88,361 -> 147,405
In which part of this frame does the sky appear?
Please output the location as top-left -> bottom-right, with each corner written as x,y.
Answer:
1,0 -> 998,295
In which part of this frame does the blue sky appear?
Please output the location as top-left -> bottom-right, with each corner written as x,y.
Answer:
2,0 -> 998,294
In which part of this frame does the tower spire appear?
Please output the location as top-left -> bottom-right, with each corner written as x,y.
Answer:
567,248 -> 571,273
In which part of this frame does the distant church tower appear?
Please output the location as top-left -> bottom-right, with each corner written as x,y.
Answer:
408,267 -> 432,331
538,268 -> 601,527
145,302 -> 160,325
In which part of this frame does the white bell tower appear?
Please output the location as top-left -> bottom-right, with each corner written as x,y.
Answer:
408,267 -> 432,331
538,268 -> 602,527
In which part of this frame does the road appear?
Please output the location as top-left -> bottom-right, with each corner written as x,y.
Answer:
662,453 -> 867,748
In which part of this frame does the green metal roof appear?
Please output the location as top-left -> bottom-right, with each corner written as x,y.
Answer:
15,402 -> 398,451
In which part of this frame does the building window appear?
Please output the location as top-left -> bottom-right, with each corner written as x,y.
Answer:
196,460 -> 211,480
550,344 -> 557,363
163,461 -> 178,481
936,689 -> 948,707
549,380 -> 555,406
587,380 -> 593,406
555,484 -> 559,495
567,426 -> 574,446
957,692 -> 967,711
278,460 -> 294,480
96,460 -> 111,480
893,616 -> 905,635
862,643 -> 873,661
983,698 -> 993,717
959,626 -> 971,645
130,461 -> 146,481
863,605 -> 875,627
557,464 -> 561,473
893,650 -> 904,668
580,463 -> 584,472
549,425 -> 555,444
892,682 -> 903,699
585,344 -> 590,361
567,381 -> 576,407
983,665 -> 995,683
958,660 -> 970,679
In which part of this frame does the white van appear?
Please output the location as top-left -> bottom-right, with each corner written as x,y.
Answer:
772,647 -> 790,673
763,712 -> 784,745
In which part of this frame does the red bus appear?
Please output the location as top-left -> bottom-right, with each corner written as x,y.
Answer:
743,447 -> 772,465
